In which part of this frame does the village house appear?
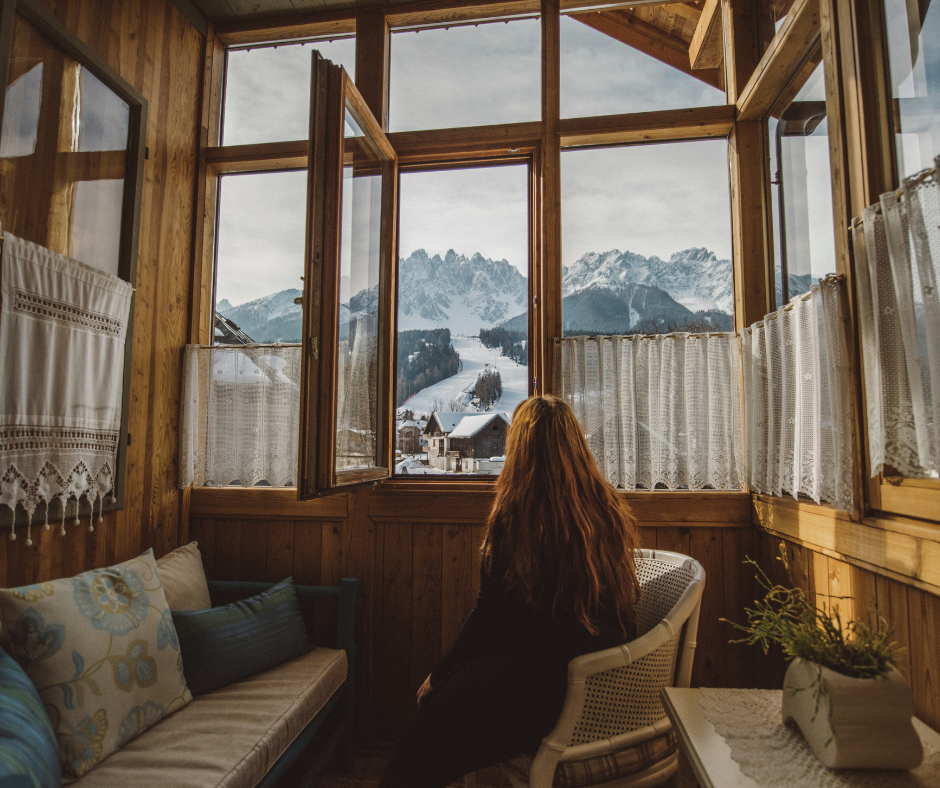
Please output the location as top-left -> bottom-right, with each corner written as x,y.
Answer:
424,412 -> 511,472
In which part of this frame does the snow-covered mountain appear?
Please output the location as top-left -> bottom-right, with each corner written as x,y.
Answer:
396,249 -> 528,334
563,247 -> 733,314
217,288 -> 302,343
217,245 -> 736,343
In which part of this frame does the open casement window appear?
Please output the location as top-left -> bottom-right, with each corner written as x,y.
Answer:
299,54 -> 397,498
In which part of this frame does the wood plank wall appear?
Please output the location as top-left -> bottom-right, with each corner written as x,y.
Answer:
0,0 -> 203,585
189,486 -> 758,749
753,528 -> 940,732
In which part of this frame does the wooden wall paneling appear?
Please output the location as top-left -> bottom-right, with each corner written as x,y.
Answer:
655,526 -> 691,555
907,586 -> 940,730
266,520 -> 296,581
689,527 -> 727,687
441,524 -> 475,652
875,574 -> 911,682
720,527 -> 757,688
293,519 -> 323,585
637,526 -> 657,550
825,555 -> 855,624
377,521 -> 414,742
193,518 -> 217,579
411,522 -> 443,695
213,518 -> 242,580
238,521 -> 269,581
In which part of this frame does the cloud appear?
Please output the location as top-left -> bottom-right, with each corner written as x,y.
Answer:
562,140 -> 733,265
399,165 -> 529,274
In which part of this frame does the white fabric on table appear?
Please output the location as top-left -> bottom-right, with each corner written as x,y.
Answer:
698,688 -> 940,788
554,333 -> 743,491
0,232 -> 132,529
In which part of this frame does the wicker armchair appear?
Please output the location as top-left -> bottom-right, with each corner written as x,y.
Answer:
503,549 -> 705,788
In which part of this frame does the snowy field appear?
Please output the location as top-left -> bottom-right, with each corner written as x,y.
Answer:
400,334 -> 529,418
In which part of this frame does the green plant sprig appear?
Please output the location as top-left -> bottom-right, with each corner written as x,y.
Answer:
720,544 -> 902,680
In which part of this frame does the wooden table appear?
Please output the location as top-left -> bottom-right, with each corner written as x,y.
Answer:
661,687 -> 940,788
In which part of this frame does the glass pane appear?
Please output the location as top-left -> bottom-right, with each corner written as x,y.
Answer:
560,12 -> 725,119
884,0 -> 940,179
0,13 -> 129,276
335,118 -> 387,473
395,165 -> 529,476
768,58 -> 836,307
222,39 -> 356,146
214,170 -> 307,344
389,19 -> 540,132
561,140 -> 733,336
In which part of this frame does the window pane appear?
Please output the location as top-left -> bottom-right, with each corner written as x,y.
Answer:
222,39 -> 356,146
336,135 -> 384,473
884,0 -> 940,179
560,13 -> 725,119
214,171 -> 306,344
0,13 -> 129,276
396,165 -> 529,476
389,20 -> 540,132
561,140 -> 733,336
768,58 -> 835,307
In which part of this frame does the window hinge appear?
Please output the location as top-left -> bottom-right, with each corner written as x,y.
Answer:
127,432 -> 131,445
309,336 -> 319,359
145,147 -> 149,160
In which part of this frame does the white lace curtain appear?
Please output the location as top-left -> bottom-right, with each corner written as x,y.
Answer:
179,344 -> 301,488
741,277 -> 854,510
554,333 -> 743,490
0,232 -> 133,543
852,155 -> 940,478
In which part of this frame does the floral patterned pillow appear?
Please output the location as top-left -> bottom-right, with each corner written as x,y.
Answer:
0,550 -> 192,777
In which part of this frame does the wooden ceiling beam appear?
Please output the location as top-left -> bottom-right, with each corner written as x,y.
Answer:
736,0 -> 820,120
558,103 -> 734,146
689,0 -> 722,70
571,9 -> 722,89
663,2 -> 705,24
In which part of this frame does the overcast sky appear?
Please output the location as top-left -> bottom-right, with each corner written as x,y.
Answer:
215,17 -> 732,308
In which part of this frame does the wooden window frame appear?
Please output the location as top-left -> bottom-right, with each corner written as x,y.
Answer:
191,0 -> 777,499
0,0 -> 147,521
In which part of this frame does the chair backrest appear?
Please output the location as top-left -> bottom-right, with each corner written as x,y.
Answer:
552,550 -> 705,748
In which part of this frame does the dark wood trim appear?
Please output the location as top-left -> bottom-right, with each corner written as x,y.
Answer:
217,14 -> 356,47
354,8 -> 390,131
190,487 -> 348,518
558,104 -> 735,147
540,0 -> 561,395
0,0 -> 15,145
736,0 -> 820,121
169,0 -> 208,37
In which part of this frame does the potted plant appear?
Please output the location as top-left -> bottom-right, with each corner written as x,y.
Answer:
724,544 -> 923,769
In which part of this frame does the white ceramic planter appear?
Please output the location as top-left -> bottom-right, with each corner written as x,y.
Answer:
781,658 -> 923,769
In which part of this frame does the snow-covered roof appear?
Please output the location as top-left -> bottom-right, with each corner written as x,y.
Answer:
426,412 -> 466,435
448,412 -> 511,438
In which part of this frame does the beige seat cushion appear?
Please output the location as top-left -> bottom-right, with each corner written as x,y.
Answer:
69,647 -> 347,788
156,542 -> 212,611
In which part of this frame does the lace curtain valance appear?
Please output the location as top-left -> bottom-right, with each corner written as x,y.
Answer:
554,333 -> 744,491
0,232 -> 133,543
179,344 -> 301,489
852,155 -> 940,478
741,276 -> 854,510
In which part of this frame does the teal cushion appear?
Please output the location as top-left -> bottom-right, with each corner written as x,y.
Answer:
0,647 -> 60,788
172,578 -> 312,695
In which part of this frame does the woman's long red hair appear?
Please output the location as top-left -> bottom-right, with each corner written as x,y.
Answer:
482,395 -> 641,636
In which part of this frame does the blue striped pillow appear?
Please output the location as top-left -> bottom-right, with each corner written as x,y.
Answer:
0,647 -> 60,788
172,578 -> 313,695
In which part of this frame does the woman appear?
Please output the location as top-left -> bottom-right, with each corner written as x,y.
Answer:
380,395 -> 641,788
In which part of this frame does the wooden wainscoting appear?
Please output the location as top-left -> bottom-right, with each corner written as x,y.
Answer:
0,0 -> 204,587
189,485 -> 757,749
